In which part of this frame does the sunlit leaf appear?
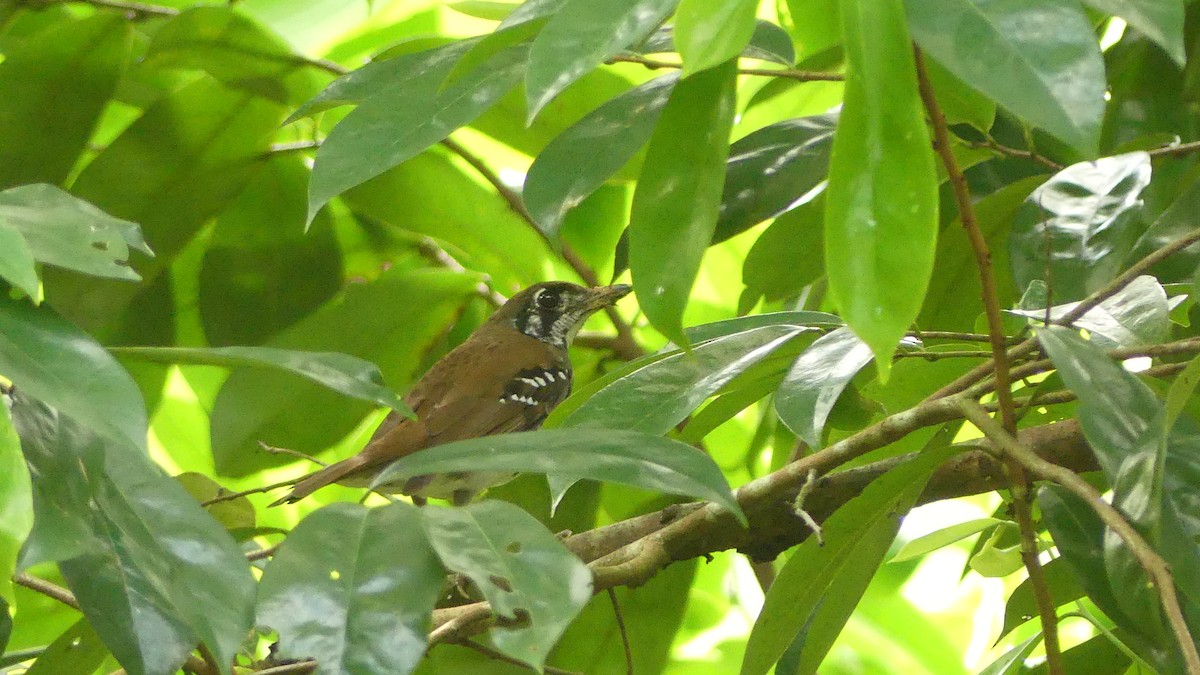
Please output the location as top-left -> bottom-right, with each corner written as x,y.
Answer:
775,327 -> 877,447
674,0 -> 759,75
0,403 -> 31,605
1010,276 -> 1170,348
890,518 -> 1004,563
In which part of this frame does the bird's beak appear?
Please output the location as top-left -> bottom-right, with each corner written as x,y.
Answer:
584,284 -> 632,311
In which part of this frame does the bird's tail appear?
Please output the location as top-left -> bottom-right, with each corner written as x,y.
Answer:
269,454 -> 372,506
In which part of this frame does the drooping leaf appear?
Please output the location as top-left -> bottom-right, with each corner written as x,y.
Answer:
740,443 -> 958,675
0,13 -> 129,189
525,0 -> 679,119
524,74 -> 678,239
0,403 -> 31,605
628,61 -> 737,345
257,503 -> 443,675
674,0 -> 759,75
371,428 -> 746,524
114,345 -> 409,415
1009,152 -> 1152,302
422,501 -> 592,669
905,0 -> 1105,156
0,295 -> 146,453
775,326 -> 876,447
825,0 -> 938,380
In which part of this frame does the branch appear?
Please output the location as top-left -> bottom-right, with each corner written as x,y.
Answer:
959,400 -> 1200,675
1149,139 -> 1200,160
605,54 -> 844,82
13,572 -> 79,610
966,137 -> 1064,171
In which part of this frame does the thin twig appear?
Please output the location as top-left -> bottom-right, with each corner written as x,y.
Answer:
13,573 -> 79,610
607,588 -> 635,675
251,661 -> 317,675
916,48 -> 1061,671
453,639 -> 584,675
909,331 -> 1023,344
246,544 -> 279,562
959,400 -> 1200,675
896,350 -> 995,360
199,478 -> 298,506
605,54 -> 844,82
967,137 -> 1064,171
1148,139 -> 1200,160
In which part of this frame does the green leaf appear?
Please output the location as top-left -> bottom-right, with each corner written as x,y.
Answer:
449,1 -> 519,20
1081,0 -> 1185,66
0,295 -> 146,453
210,268 -> 477,477
1011,276 -> 1170,348
890,518 -> 1004,563
825,0 -> 938,381
634,20 -> 796,65
740,443 -> 957,675
1166,354 -> 1200,430
0,403 -> 31,605
1009,152 -> 1151,301
978,633 -> 1041,675
14,395 -> 255,675
629,61 -> 737,345
999,557 -> 1085,639
524,74 -> 677,239
674,0 -> 759,75
775,326 -> 875,447
968,524 -> 1024,577
562,325 -> 809,435
174,472 -> 255,535
741,197 -> 826,308
785,0 -> 841,61
683,311 -> 842,344
0,13 -> 129,189
715,114 -> 837,244
371,429 -> 746,524
525,0 -> 679,119
307,39 -> 527,222
905,0 -> 1104,156
257,503 -> 443,675
113,346 -> 409,415
423,501 -> 591,669
25,619 -> 107,675
0,223 -> 37,304
921,56 -> 995,132
0,184 -> 151,284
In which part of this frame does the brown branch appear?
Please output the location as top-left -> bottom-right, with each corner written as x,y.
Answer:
910,330 -> 1023,344
607,588 -> 634,675
450,639 -> 584,675
251,662 -> 317,675
199,478 -> 298,506
1148,139 -> 1200,160
967,137 -> 1064,171
605,54 -> 844,82
13,573 -> 80,610
959,401 -> 1200,675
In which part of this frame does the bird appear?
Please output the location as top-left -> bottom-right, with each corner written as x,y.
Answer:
272,281 -> 633,506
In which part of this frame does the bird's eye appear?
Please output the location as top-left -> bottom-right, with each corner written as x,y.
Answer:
535,290 -> 560,310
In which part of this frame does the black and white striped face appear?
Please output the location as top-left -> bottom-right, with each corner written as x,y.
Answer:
512,283 -> 595,348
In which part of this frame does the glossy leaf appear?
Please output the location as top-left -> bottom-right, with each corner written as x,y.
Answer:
0,295 -> 146,453
14,396 -> 255,675
785,0 -> 841,61
24,619 -> 106,675
629,61 -> 737,345
716,114 -> 837,244
1010,276 -> 1170,348
1081,0 -> 1185,65
1009,152 -> 1151,301
682,311 -> 842,344
740,444 -> 957,675
0,14 -> 129,189
563,325 -> 810,435
674,0 -> 759,75
905,0 -> 1105,156
0,403 -> 31,605
1127,173 -> 1200,282
978,633 -> 1040,675
1166,354 -> 1200,430
825,0 -> 937,381
371,428 -> 746,524
307,39 -> 527,222
524,74 -> 677,239
634,20 -> 796,65
210,268 -> 478,477
423,501 -> 591,669
0,224 -> 37,305
257,503 -> 443,675
113,345 -> 409,414
890,518 -> 1004,563
775,327 -> 876,447
525,0 -> 679,119
0,184 -> 151,284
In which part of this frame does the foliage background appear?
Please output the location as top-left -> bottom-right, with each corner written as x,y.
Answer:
1,0 -> 1200,674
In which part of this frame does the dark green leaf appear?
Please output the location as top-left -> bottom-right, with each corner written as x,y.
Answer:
0,14 -> 129,189
14,396 -> 255,675
1029,634 -> 1132,675
0,402 -> 31,605
977,633 -> 1040,675
1166,354 -> 1200,430
423,501 -> 591,669
307,39 -> 527,222
775,326 -> 875,447
0,224 -> 38,299
674,0 -> 759,75
114,345 -> 409,414
1127,172 -> 1200,284
715,114 -> 836,244
999,557 -> 1085,639
371,429 -> 746,524
25,619 -> 106,675
825,0 -> 937,380
629,61 -> 737,345
741,197 -> 826,307
258,503 -> 443,675
1081,0 -> 1185,66
0,184 -> 151,284
524,74 -> 677,239
683,311 -> 842,344
740,444 -> 957,675
1010,276 -> 1170,348
905,0 -> 1105,155
0,296 -> 146,453
210,268 -> 477,477
525,0 -> 679,119
1009,152 -> 1151,301
562,325 -> 809,435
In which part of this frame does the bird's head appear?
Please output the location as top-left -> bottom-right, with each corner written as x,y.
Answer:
493,281 -> 632,348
